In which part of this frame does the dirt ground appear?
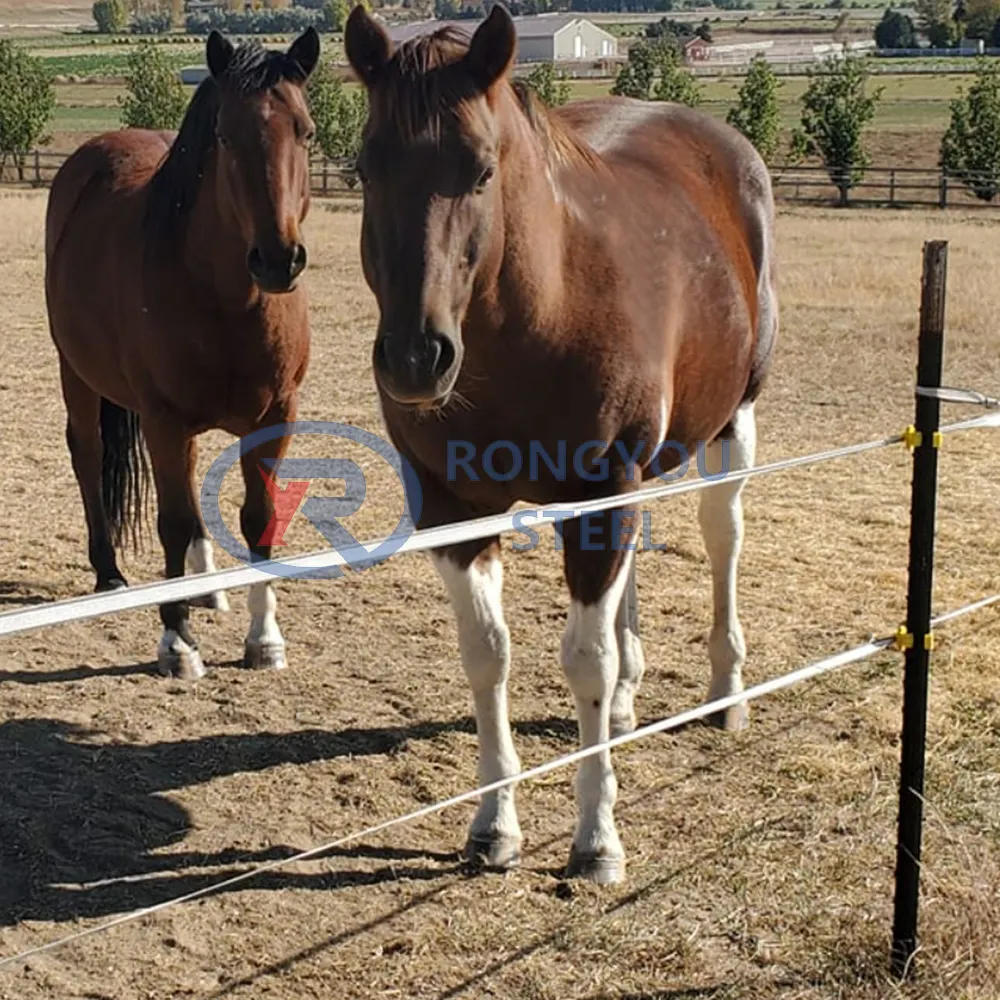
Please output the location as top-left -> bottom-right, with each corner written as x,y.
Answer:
0,190 -> 998,1000
0,1 -> 92,31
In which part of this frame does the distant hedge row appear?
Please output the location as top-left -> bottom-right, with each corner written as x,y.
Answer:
182,9 -> 330,36
121,8 -> 333,36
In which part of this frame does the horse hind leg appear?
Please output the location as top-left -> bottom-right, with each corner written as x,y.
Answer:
610,555 -> 645,737
561,513 -> 637,886
59,359 -> 128,591
697,402 -> 757,731
186,528 -> 230,612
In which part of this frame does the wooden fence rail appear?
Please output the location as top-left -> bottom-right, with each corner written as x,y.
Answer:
4,151 -> 1000,211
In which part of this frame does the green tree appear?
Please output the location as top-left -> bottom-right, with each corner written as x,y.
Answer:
652,45 -> 701,106
92,0 -> 129,32
119,40 -> 187,130
962,0 -> 1000,37
874,8 -> 916,47
611,39 -> 657,100
322,0 -> 351,31
791,55 -> 882,206
726,54 -> 782,163
914,0 -> 956,45
524,61 -> 571,107
307,60 -> 368,165
941,59 -> 1000,201
0,39 -> 55,180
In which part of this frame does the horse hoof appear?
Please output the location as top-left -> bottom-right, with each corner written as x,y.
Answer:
157,643 -> 206,681
244,641 -> 286,671
464,834 -> 522,871
565,846 -> 626,885
190,590 -> 230,612
95,577 -> 127,593
706,701 -> 750,732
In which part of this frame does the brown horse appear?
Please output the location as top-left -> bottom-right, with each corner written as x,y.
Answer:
45,29 -> 320,680
344,4 -> 777,883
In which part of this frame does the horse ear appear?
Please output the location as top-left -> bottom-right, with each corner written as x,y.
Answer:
344,4 -> 393,88
206,30 -> 235,80
287,26 -> 321,81
464,2 -> 517,93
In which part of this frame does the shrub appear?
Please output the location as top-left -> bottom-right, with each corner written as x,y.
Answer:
726,54 -> 782,163
185,7 -> 324,35
119,40 -> 187,131
130,12 -> 172,35
307,60 -> 367,163
92,0 -> 128,34
0,39 -> 56,177
652,45 -> 700,106
524,61 -> 571,107
791,55 -> 882,206
874,8 -> 915,48
941,59 -> 1000,201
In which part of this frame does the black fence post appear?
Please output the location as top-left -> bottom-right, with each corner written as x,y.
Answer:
891,239 -> 947,981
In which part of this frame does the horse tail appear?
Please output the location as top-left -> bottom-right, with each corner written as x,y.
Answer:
100,398 -> 152,553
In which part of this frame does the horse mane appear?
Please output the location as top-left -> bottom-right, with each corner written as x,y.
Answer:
374,26 -> 483,143
379,26 -> 604,177
508,77 -> 605,175
144,40 -> 306,239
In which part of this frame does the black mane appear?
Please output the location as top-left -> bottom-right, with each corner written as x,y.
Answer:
144,40 -> 306,239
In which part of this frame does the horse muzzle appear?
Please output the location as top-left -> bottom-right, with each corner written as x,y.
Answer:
247,243 -> 307,294
372,329 -> 462,407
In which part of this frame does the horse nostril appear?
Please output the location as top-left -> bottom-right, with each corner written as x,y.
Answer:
246,246 -> 264,275
290,244 -> 307,277
430,333 -> 456,378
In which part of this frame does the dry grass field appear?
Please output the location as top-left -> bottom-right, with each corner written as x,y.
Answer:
0,189 -> 998,1000
0,1 -> 92,31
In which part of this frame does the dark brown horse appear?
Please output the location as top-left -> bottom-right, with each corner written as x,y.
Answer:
344,4 -> 777,883
45,29 -> 320,680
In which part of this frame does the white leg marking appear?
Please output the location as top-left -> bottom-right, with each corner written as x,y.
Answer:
157,629 -> 205,681
610,558 -> 645,737
433,551 -> 522,867
562,551 -> 634,882
244,580 -> 286,670
698,402 -> 757,731
185,537 -> 230,611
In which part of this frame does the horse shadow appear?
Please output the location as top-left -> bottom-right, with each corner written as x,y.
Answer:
0,711 -> 578,927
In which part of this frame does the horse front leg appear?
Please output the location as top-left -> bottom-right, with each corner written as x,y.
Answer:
433,534 -> 523,870
143,418 -> 204,680
238,408 -> 296,671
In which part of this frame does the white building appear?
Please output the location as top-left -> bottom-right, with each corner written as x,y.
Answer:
385,14 -> 618,63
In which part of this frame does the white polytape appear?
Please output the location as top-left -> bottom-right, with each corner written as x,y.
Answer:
0,431 -> 906,638
916,385 -> 1000,409
0,411 -> 996,640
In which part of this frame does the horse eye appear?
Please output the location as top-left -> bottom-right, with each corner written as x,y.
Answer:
218,134 -> 231,149
475,165 -> 495,192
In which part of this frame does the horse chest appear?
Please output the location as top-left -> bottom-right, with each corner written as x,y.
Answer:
144,310 -> 305,428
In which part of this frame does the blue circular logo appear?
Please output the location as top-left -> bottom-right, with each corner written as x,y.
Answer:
200,421 -> 423,580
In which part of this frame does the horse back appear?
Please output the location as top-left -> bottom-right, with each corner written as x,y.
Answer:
45,130 -> 173,268
557,98 -> 778,414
